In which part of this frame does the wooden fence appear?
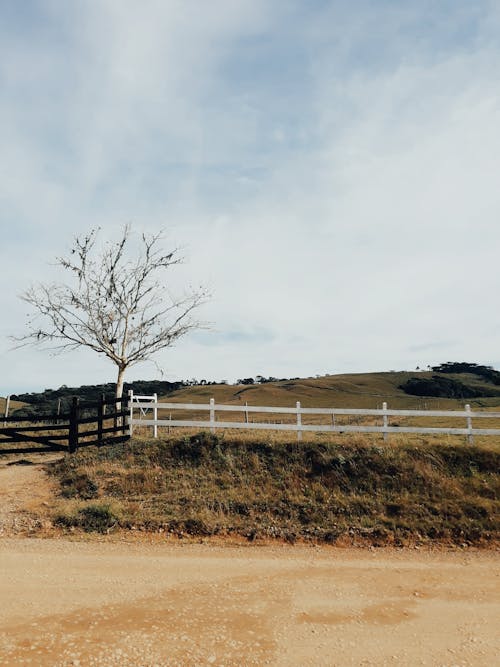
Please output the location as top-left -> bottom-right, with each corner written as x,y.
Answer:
0,395 -> 129,455
129,392 -> 500,444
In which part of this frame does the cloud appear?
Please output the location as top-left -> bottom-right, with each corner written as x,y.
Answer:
1,1 -> 500,392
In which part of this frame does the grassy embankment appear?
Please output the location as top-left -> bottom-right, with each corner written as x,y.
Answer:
6,372 -> 500,545
49,432 -> 499,547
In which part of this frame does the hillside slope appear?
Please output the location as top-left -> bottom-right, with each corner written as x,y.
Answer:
8,369 -> 500,416
0,397 -> 25,414
162,372 -> 500,410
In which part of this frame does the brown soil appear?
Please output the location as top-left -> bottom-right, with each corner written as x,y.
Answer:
0,460 -> 499,665
0,458 -> 59,535
0,541 -> 498,665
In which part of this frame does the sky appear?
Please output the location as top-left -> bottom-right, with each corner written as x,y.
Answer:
1,0 -> 500,394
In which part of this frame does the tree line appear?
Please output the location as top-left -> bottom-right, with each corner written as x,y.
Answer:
400,361 -> 500,399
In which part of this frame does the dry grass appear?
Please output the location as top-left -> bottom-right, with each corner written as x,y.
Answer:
0,397 -> 26,414
131,423 -> 500,450
162,372 -> 500,410
140,372 -> 500,440
48,432 -> 499,546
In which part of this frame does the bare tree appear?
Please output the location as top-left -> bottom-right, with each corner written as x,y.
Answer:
15,226 -> 209,399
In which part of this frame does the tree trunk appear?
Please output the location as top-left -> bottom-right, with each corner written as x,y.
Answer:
115,366 -> 126,426
116,366 -> 126,400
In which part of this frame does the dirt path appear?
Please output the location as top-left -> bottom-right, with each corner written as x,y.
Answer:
0,461 -> 57,535
0,537 -> 498,666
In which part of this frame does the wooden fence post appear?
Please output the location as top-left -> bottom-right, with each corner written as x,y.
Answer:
122,396 -> 127,435
382,402 -> 388,442
465,404 -> 474,445
69,397 -> 80,453
296,401 -> 302,442
97,394 -> 104,445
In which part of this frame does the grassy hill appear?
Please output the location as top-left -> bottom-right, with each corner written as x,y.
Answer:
0,396 -> 25,415
162,371 -> 500,410
9,369 -> 500,418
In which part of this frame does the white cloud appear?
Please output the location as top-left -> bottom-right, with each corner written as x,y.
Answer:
1,1 -> 500,393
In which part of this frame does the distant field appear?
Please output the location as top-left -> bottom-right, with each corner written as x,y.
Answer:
132,372 -> 500,446
9,370 -> 500,413
0,397 -> 25,414
6,371 -> 500,446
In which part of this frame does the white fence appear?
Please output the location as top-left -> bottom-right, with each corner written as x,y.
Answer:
130,392 -> 158,438
127,391 -> 500,444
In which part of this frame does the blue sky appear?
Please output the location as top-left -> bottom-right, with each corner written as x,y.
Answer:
1,0 -> 500,393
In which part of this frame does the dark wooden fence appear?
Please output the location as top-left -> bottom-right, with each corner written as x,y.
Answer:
0,395 -> 130,456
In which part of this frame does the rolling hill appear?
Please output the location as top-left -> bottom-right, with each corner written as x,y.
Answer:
161,371 -> 500,410
0,396 -> 25,415
6,367 -> 500,416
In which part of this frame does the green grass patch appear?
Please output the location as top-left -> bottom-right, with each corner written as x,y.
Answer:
54,501 -> 122,533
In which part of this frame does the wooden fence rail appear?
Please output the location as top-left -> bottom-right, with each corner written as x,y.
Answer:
128,391 -> 500,444
0,395 -> 129,455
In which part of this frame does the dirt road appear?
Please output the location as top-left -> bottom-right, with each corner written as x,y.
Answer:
0,462 -> 56,535
0,537 -> 498,666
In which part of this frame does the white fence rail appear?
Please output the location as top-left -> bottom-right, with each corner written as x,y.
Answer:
127,391 -> 500,443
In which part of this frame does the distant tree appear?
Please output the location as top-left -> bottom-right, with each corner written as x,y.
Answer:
237,378 -> 255,385
255,375 -> 279,384
15,226 -> 209,400
399,375 -> 500,399
431,361 -> 500,385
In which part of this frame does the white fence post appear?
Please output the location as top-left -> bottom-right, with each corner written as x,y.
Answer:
382,402 -> 388,442
3,395 -> 10,426
210,398 -> 215,434
296,401 -> 302,442
245,401 -> 249,424
465,404 -> 474,445
128,389 -> 134,437
153,392 -> 158,439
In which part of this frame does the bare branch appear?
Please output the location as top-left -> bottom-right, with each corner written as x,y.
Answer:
13,225 -> 210,397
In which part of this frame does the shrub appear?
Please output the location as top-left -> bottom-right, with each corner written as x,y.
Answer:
60,471 -> 99,499
55,502 -> 121,533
